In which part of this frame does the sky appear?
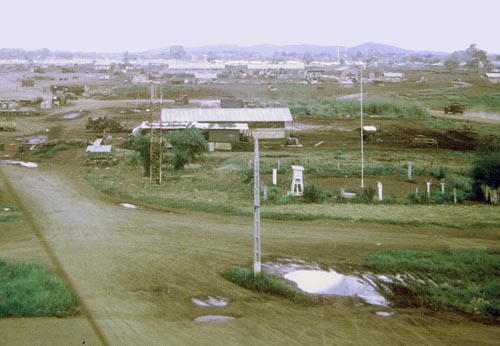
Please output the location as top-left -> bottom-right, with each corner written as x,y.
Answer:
2,0 -> 499,54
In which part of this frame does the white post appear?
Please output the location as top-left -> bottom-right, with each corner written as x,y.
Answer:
377,181 -> 383,201
441,181 -> 445,193
408,162 -> 413,180
272,168 -> 277,186
426,180 -> 432,197
253,138 -> 261,275
360,65 -> 365,188
453,188 -> 457,204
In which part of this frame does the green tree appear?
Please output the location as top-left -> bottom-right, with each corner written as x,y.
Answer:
170,45 -> 187,60
167,128 -> 208,170
444,52 -> 460,72
465,44 -> 490,71
122,50 -> 129,66
131,134 -> 152,176
471,135 -> 500,200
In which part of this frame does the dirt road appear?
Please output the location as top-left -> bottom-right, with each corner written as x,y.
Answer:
1,161 -> 499,346
430,109 -> 500,124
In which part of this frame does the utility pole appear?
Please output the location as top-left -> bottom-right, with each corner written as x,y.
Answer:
253,137 -> 261,276
149,77 -> 163,184
360,65 -> 365,188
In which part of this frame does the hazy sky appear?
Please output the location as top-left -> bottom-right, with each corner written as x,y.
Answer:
3,0 -> 499,54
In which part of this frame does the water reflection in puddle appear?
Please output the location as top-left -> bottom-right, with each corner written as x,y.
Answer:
264,259 -> 389,307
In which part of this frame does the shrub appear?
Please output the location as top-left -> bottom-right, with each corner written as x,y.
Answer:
381,195 -> 396,204
406,191 -> 430,204
267,186 -> 279,202
359,187 -> 375,203
432,191 -> 454,204
240,167 -> 253,184
471,153 -> 500,200
303,184 -> 323,203
167,128 -> 208,170
131,134 -> 152,176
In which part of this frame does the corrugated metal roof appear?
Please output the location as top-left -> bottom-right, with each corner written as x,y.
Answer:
161,108 -> 292,123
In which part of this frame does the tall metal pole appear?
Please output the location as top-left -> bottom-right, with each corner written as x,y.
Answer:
253,137 -> 261,276
360,65 -> 365,188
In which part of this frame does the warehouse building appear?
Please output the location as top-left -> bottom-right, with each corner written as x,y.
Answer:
160,108 -> 293,139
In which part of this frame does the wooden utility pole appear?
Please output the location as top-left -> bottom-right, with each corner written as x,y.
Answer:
149,80 -> 163,184
253,137 -> 261,275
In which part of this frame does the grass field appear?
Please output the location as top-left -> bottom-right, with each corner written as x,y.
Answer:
0,260 -> 79,317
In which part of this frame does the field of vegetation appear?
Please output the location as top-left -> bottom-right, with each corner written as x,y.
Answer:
0,260 -> 79,317
1,68 -> 499,345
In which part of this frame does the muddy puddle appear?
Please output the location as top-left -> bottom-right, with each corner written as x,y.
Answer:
62,112 -> 81,119
263,259 -> 389,307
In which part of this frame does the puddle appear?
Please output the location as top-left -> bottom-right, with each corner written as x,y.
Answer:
194,315 -> 234,323
376,311 -> 393,318
18,135 -> 48,145
1,160 -> 38,168
120,203 -> 138,209
62,112 -> 81,119
192,296 -> 228,308
264,259 -> 389,307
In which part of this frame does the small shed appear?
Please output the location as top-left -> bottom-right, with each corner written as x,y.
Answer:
383,72 -> 404,83
207,123 -> 248,143
485,73 -> 500,84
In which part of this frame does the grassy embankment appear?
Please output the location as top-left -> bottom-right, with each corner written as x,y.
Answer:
0,260 -> 79,317
365,249 -> 500,318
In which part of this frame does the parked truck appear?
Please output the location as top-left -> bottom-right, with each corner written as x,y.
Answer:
444,102 -> 465,114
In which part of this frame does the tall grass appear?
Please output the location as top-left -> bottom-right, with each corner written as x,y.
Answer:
0,260 -> 79,317
365,249 -> 500,317
34,144 -> 70,158
287,97 -> 428,119
223,266 -> 315,305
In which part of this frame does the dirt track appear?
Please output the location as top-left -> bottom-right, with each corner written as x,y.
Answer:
1,161 -> 499,345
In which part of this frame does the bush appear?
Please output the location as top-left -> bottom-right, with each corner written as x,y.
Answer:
240,167 -> 253,184
268,187 -> 279,202
359,187 -> 375,203
432,191 -> 454,204
303,184 -> 323,203
381,195 -> 396,204
406,191 -> 430,204
167,128 -> 208,170
131,134 -> 152,176
471,153 -> 500,200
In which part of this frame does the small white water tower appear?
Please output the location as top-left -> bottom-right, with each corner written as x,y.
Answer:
290,165 -> 304,196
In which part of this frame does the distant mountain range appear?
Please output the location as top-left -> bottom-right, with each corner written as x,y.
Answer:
0,42 -> 455,61
146,42 -> 449,58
